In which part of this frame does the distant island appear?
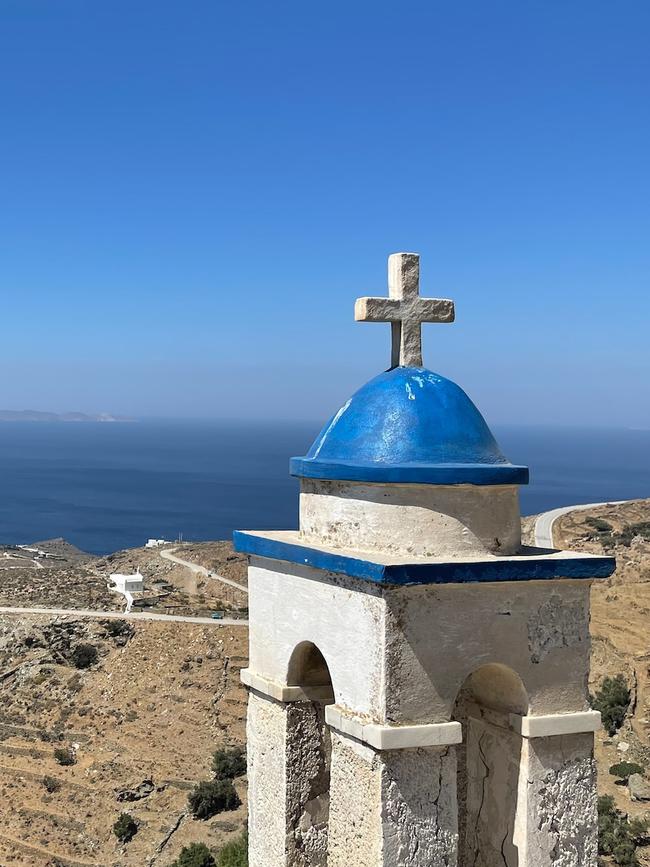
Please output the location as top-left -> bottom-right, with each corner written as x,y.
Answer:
0,410 -> 133,423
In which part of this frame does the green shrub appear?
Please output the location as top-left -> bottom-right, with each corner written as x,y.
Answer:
591,675 -> 631,736
71,643 -> 98,669
618,522 -> 650,546
598,794 -> 648,866
43,775 -> 61,793
113,812 -> 138,843
217,831 -> 248,866
188,779 -> 241,820
212,747 -> 246,780
171,843 -> 216,867
586,517 -> 614,533
53,747 -> 75,766
609,762 -> 646,783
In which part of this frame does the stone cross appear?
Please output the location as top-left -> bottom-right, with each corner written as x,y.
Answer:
355,253 -> 455,368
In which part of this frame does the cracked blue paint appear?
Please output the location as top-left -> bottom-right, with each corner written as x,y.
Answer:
291,366 -> 528,485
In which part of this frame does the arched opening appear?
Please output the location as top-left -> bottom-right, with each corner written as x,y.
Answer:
453,664 -> 529,867
285,642 -> 334,866
287,641 -> 335,698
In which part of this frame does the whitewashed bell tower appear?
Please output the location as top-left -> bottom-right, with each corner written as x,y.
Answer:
234,253 -> 614,867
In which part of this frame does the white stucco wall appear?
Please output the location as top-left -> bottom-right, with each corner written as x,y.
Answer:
383,580 -> 592,724
300,480 -> 521,557
247,559 -> 386,718
248,560 -> 592,726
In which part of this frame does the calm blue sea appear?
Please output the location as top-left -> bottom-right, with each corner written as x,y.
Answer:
0,421 -> 648,555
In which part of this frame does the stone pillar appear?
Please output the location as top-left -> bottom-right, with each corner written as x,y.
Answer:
247,691 -> 332,867
247,691 -> 289,867
459,716 -> 524,867
327,730 -> 459,867
517,731 -> 598,867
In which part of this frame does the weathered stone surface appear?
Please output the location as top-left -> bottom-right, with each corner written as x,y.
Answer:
247,692 -> 288,867
328,732 -> 382,867
527,592 -> 588,664
286,702 -> 331,866
328,734 -> 459,866
381,746 -> 458,866
300,480 -> 521,557
628,773 -> 650,801
355,252 -> 454,368
521,733 -> 598,866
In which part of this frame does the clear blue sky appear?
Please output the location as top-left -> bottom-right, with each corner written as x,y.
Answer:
1,1 -> 648,426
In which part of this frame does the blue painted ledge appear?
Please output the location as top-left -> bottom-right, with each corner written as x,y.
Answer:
233,531 -> 616,586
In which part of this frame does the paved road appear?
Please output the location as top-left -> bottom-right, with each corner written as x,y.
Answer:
0,605 -> 248,626
160,547 -> 248,593
534,501 -> 627,548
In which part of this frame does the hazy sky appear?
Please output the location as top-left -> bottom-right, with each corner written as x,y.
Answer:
1,1 -> 649,427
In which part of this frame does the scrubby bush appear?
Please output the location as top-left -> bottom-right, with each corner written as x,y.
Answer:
71,643 -> 98,669
171,842 -> 216,867
591,675 -> 631,736
53,747 -> 75,766
618,522 -> 650,546
212,747 -> 246,780
598,794 -> 649,866
113,812 -> 138,843
189,779 -> 241,820
586,517 -> 614,534
43,775 -> 61,793
217,831 -> 248,866
102,619 -> 134,639
610,762 -> 646,783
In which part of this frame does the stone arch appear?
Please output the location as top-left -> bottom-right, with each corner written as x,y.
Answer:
453,663 -> 529,867
287,641 -> 335,701
285,641 -> 334,866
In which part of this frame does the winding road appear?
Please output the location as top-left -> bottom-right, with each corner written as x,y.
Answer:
533,501 -> 627,549
160,547 -> 248,593
0,546 -> 251,627
0,605 -> 247,626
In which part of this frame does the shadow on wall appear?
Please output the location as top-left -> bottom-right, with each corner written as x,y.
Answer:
286,642 -> 335,867
453,663 -> 529,867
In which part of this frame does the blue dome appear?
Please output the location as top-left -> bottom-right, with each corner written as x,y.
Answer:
290,367 -> 528,485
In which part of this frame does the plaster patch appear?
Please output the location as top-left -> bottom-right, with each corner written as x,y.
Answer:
528,594 -> 587,664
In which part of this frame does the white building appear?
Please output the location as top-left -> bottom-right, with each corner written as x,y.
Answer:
109,570 -> 144,593
145,538 -> 168,548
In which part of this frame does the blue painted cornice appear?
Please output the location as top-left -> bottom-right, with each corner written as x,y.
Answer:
233,531 -> 615,586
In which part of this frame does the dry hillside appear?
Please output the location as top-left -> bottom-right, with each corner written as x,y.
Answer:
0,615 -> 248,866
0,541 -> 250,866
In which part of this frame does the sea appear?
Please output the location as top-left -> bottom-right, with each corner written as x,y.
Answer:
0,421 -> 648,556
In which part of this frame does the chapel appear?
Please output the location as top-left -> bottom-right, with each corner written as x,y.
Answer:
235,253 -> 615,867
